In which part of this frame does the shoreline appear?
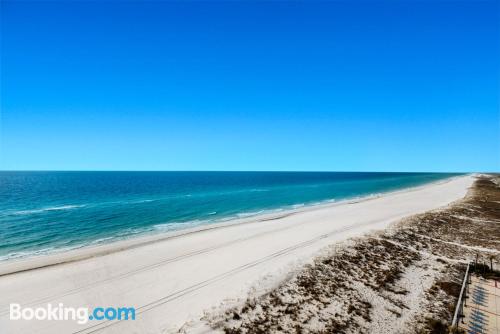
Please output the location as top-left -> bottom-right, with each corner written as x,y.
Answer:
0,174 -> 469,276
0,174 -> 474,334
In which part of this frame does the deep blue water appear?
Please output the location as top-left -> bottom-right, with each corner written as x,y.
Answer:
0,171 -> 462,261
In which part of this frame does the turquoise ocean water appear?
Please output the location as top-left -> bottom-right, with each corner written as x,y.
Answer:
0,171 -> 462,261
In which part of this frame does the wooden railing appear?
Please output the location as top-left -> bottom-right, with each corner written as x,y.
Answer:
451,262 -> 471,327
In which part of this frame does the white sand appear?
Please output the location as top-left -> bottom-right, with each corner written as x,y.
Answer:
0,175 -> 474,334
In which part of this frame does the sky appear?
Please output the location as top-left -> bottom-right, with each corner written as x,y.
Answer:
0,1 -> 499,172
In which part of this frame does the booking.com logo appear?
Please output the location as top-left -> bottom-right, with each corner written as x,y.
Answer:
10,303 -> 136,324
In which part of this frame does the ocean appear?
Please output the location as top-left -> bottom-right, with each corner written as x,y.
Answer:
0,171 -> 462,261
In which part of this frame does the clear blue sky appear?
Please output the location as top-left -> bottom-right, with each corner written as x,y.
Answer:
1,1 -> 499,172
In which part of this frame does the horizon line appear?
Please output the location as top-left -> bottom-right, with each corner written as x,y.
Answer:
0,169 -> 483,174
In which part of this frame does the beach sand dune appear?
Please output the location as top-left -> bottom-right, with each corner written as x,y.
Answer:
0,175 -> 473,334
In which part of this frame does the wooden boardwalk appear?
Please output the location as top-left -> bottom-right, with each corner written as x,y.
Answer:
459,275 -> 500,334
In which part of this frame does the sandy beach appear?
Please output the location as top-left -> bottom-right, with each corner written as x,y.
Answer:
0,175 -> 474,334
